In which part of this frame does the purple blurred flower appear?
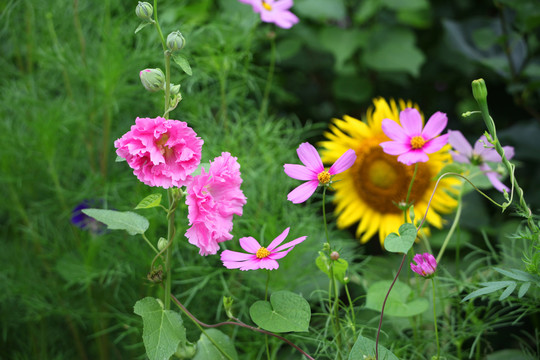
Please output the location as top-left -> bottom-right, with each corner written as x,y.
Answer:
411,253 -> 437,278
71,200 -> 107,234
448,130 -> 514,193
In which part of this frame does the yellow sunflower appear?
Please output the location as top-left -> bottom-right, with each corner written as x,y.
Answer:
319,97 -> 460,245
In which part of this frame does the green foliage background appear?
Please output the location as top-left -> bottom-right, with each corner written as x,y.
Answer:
1,0 -> 539,359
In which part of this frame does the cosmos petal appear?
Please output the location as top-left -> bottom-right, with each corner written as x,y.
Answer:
423,134 -> 449,154
287,180 -> 318,204
297,142 -> 324,172
267,227 -> 290,251
397,149 -> 429,165
448,130 -> 473,158
284,164 -> 317,181
239,236 -> 262,254
381,119 -> 408,142
220,250 -> 254,262
329,149 -> 357,175
422,111 -> 447,139
273,236 -> 307,252
400,108 -> 423,137
380,140 -> 410,155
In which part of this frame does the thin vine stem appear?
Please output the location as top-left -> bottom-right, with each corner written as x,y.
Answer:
170,293 -> 315,360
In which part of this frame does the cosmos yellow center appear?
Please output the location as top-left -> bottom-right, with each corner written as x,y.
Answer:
410,136 -> 425,149
256,247 -> 270,259
317,171 -> 331,185
262,1 -> 272,10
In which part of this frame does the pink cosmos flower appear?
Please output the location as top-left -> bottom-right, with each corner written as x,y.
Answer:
185,152 -> 247,256
284,142 -> 357,204
114,117 -> 203,188
410,253 -> 437,278
220,227 -> 306,270
380,108 -> 449,166
448,130 -> 514,193
238,0 -> 299,29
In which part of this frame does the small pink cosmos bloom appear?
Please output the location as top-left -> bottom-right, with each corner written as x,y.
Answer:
448,130 -> 514,193
284,142 -> 357,204
220,227 -> 306,271
114,117 -> 203,188
238,0 -> 299,29
185,152 -> 247,256
380,108 -> 449,166
411,253 -> 437,278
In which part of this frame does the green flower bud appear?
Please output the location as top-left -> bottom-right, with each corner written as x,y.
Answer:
170,83 -> 181,96
157,237 -> 168,251
223,296 -> 234,319
472,79 -> 488,104
175,341 -> 197,359
136,2 -> 153,22
139,68 -> 165,92
167,31 -> 186,52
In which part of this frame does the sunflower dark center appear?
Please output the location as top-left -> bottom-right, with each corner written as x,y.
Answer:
352,136 -> 431,214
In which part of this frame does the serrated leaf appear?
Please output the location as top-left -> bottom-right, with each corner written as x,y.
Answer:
518,282 -> 531,298
249,291 -> 310,333
135,194 -> 162,209
135,22 -> 152,34
134,297 -> 186,360
348,334 -> 399,360
193,329 -> 238,360
173,55 -> 192,76
315,252 -> 349,284
384,223 -> 417,254
81,209 -> 149,235
365,280 -> 428,317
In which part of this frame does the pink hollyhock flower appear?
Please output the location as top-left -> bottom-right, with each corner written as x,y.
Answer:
220,227 -> 306,270
284,142 -> 357,204
380,108 -> 449,166
238,0 -> 299,29
185,152 -> 247,256
411,253 -> 437,278
448,130 -> 514,193
115,117 -> 203,188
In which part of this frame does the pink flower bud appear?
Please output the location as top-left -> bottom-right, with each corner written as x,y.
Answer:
410,253 -> 437,278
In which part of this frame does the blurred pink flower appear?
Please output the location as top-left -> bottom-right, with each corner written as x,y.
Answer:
411,253 -> 437,278
448,130 -> 514,193
284,142 -> 356,204
238,0 -> 299,29
185,152 -> 247,256
114,117 -> 203,188
220,227 -> 306,270
380,108 -> 449,165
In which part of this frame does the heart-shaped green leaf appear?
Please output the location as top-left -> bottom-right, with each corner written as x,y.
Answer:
134,297 -> 186,360
193,328 -> 238,360
365,280 -> 428,317
82,209 -> 149,235
384,223 -> 417,253
348,334 -> 399,360
249,291 -> 310,333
